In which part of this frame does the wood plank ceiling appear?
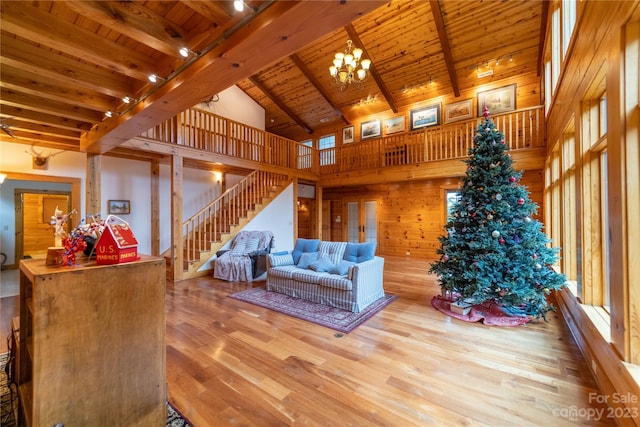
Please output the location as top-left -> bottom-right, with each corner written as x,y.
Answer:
0,0 -> 545,155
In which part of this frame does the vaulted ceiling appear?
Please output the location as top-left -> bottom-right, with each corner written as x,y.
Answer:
0,0 -> 545,155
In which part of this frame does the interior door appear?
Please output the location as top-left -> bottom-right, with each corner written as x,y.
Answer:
15,191 -> 71,260
345,199 -> 377,243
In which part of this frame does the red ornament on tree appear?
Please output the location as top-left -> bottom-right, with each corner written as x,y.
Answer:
499,237 -> 505,244
517,198 -> 525,205
509,176 -> 516,183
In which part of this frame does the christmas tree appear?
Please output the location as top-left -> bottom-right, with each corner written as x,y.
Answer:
429,107 -> 566,320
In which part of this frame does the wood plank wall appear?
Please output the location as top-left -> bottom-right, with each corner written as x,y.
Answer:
322,170 -> 543,258
22,193 -> 69,257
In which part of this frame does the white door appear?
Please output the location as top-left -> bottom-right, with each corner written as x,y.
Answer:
346,200 -> 377,243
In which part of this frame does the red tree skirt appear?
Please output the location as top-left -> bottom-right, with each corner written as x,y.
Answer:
431,295 -> 530,326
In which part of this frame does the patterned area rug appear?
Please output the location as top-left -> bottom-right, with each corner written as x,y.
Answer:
0,352 -> 190,426
431,295 -> 530,326
229,287 -> 397,333
0,353 -> 16,427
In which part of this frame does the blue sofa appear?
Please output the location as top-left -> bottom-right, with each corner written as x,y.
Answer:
266,239 -> 385,312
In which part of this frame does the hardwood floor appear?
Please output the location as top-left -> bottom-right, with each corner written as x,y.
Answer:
165,255 -> 615,427
0,296 -> 18,354
0,256 -> 615,425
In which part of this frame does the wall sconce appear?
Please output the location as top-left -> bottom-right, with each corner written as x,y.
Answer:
211,171 -> 222,184
0,173 -> 6,184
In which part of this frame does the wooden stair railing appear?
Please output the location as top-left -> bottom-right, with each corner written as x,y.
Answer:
169,170 -> 290,280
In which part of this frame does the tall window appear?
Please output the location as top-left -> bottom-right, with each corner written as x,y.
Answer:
561,127 -> 577,281
600,149 -> 609,311
551,6 -> 561,93
445,190 -> 459,219
599,96 -> 607,136
544,60 -> 552,113
319,134 -> 336,166
562,0 -> 577,57
581,91 -> 608,308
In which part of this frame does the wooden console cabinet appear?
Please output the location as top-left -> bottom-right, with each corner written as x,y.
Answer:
17,255 -> 167,426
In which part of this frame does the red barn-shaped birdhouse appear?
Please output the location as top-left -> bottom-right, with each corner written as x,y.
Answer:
95,216 -> 139,265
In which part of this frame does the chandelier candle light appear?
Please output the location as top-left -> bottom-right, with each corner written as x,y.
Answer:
329,39 -> 371,91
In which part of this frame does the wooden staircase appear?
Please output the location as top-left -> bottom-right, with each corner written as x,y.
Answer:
166,170 -> 291,280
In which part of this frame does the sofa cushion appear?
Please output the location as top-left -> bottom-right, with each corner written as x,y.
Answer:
318,241 -> 347,265
269,252 -> 294,267
319,275 -> 353,291
268,265 -> 299,279
297,251 -> 319,269
292,238 -> 321,264
292,269 -> 330,284
330,260 -> 355,276
343,242 -> 377,263
309,255 -> 335,273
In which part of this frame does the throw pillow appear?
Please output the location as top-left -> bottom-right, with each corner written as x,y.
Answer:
318,241 -> 347,265
309,255 -> 335,273
230,240 -> 247,256
330,260 -> 355,276
244,238 -> 260,254
296,251 -> 318,269
269,253 -> 294,267
343,242 -> 377,263
292,238 -> 321,264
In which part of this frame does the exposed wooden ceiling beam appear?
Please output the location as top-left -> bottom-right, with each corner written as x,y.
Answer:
289,53 -> 349,125
3,119 -> 81,140
179,1 -> 248,52
180,1 -> 234,26
81,1 -> 386,153
0,37 -> 133,99
429,0 -> 460,98
65,1 -> 188,58
0,132 -> 81,150
345,24 -> 398,114
0,65 -> 114,112
0,105 -> 92,132
249,76 -> 312,134
0,1 -> 156,82
1,88 -> 102,123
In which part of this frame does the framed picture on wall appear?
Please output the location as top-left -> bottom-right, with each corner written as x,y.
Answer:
342,125 -> 355,144
477,83 -> 516,116
108,200 -> 130,215
410,103 -> 441,130
384,116 -> 405,135
360,119 -> 381,140
444,99 -> 473,123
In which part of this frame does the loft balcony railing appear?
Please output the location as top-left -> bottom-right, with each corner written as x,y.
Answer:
138,106 -> 545,174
